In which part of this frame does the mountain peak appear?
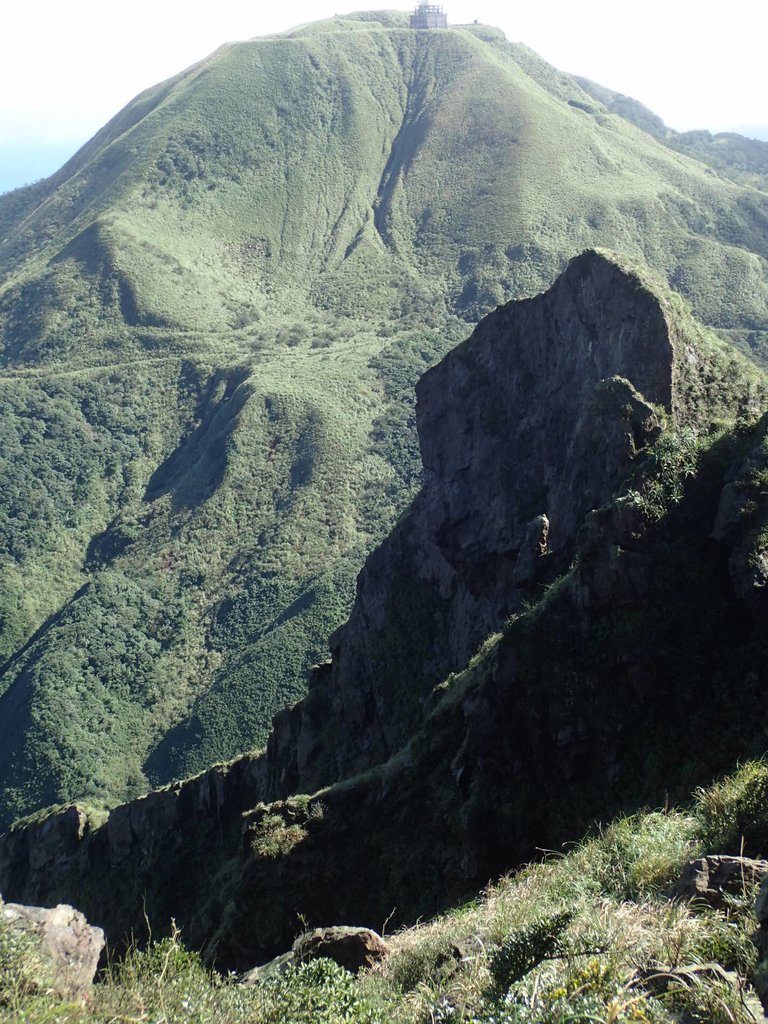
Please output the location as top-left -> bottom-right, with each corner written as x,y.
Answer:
0,14 -> 767,830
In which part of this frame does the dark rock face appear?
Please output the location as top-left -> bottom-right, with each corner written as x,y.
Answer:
0,900 -> 105,1000
2,250 -> 767,967
712,421 -> 768,618
0,755 -> 268,953
266,252 -> 671,795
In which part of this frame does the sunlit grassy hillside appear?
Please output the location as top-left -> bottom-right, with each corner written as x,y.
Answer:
1,11 -> 768,825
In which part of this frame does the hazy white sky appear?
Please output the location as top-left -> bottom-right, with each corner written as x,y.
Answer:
1,0 -> 766,193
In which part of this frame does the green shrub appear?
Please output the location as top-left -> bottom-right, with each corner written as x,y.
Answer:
250,811 -> 308,859
587,812 -> 699,901
255,958 -> 383,1024
96,929 -> 255,1024
626,427 -> 705,521
692,915 -> 758,975
488,911 -> 573,994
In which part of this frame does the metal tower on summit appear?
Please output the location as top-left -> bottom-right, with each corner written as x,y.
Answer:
410,1 -> 448,29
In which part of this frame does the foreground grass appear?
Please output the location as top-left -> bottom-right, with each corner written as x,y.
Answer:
4,761 -> 768,1023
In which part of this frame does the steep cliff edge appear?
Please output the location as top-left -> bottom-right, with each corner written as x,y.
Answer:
264,250 -> 762,796
2,251 -> 767,965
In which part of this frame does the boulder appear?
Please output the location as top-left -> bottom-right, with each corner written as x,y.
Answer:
240,950 -> 295,985
677,855 -> 768,909
0,899 -> 105,1000
292,926 -> 389,973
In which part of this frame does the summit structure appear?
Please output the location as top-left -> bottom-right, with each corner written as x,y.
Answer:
410,2 -> 448,28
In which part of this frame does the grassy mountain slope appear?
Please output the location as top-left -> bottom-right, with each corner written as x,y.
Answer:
2,12 -> 768,825
575,73 -> 768,193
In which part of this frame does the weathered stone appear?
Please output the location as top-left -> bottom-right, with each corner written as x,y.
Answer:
292,926 -> 389,973
0,900 -> 104,1000
752,959 -> 768,1017
240,951 -> 295,985
512,515 -> 550,586
734,980 -> 765,1022
677,855 -> 768,909
713,481 -> 756,545
433,933 -> 485,974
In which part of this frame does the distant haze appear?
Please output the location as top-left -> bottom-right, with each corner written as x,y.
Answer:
1,0 -> 766,194
0,144 -> 81,195
734,125 -> 768,142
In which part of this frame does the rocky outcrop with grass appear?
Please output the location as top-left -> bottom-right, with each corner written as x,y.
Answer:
677,854 -> 768,909
3,252 -> 768,968
264,249 -> 765,798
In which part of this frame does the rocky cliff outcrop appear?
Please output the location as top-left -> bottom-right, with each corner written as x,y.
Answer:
264,250 -> 761,797
2,250 -> 767,966
0,755 -> 269,955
